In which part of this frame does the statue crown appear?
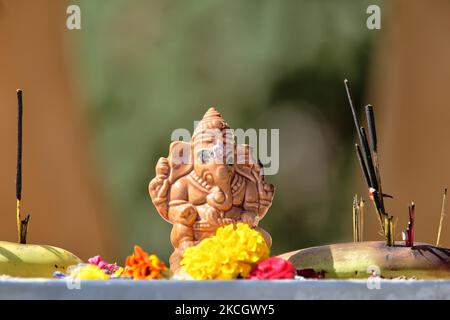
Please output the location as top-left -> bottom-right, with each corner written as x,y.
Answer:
193,107 -> 231,140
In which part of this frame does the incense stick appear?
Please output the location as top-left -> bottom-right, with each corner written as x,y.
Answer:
370,188 -> 385,233
365,104 -> 377,152
16,90 -> 22,243
386,215 -> 395,246
16,90 -> 22,203
344,80 -> 360,132
355,144 -> 371,188
353,195 -> 357,242
405,203 -> 415,247
344,80 -> 379,193
365,104 -> 384,206
359,127 -> 379,192
409,203 -> 415,246
360,126 -> 389,226
345,80 -> 375,189
352,195 -> 364,242
359,198 -> 364,242
357,141 -> 384,233
344,79 -> 364,149
16,89 -> 30,244
436,188 -> 447,247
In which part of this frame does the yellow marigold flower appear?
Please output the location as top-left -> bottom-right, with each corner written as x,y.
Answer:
113,266 -> 125,277
69,264 -> 110,280
180,223 -> 270,280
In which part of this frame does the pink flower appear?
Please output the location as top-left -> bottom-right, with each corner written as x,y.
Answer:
88,255 -> 102,265
246,257 -> 295,280
88,255 -> 119,273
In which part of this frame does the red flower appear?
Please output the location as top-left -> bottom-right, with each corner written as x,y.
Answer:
246,257 -> 295,280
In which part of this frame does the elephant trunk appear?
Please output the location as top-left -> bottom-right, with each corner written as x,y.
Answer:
206,166 -> 233,212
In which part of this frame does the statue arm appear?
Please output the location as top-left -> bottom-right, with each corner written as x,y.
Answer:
168,178 -> 198,226
149,157 -> 171,221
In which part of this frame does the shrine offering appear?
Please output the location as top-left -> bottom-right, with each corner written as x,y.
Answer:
149,107 -> 275,272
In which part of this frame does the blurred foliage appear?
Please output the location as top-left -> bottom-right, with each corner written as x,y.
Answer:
74,0 -> 382,261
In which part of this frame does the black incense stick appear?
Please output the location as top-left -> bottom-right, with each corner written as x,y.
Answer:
365,104 -> 377,153
345,80 -> 379,193
355,144 -> 371,188
359,126 -> 378,191
16,90 -> 22,202
365,104 -> 384,201
365,104 -> 388,222
344,79 -> 364,145
16,89 -> 29,244
361,126 -> 387,221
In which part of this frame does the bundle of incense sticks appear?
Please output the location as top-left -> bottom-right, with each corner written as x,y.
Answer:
344,79 -> 395,246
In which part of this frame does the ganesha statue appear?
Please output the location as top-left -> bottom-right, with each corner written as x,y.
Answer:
149,107 -> 274,271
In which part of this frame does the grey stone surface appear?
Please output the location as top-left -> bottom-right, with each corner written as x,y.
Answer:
1,279 -> 450,299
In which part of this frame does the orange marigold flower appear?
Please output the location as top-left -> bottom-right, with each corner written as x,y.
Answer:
122,245 -> 169,280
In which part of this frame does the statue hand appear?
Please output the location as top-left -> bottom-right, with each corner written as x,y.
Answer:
155,157 -> 170,176
170,204 -> 198,226
259,182 -> 275,204
150,158 -> 170,198
149,177 -> 165,199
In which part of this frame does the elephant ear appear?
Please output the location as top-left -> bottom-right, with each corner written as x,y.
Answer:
235,144 -> 275,220
252,159 -> 275,220
235,144 -> 256,180
149,141 -> 193,223
167,141 -> 193,183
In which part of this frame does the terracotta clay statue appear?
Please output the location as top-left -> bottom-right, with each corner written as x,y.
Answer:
149,107 -> 274,271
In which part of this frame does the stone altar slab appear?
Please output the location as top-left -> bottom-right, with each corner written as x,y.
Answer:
1,279 -> 449,300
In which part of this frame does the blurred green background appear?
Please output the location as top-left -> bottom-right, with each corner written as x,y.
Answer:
74,0 -> 382,261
